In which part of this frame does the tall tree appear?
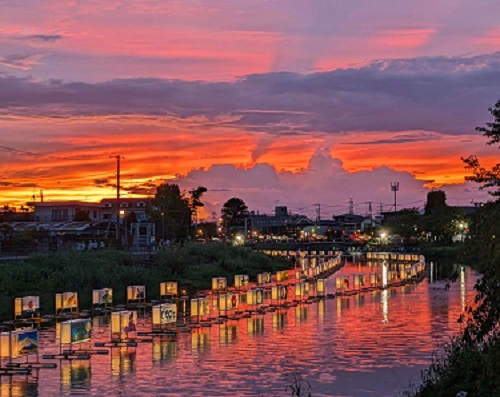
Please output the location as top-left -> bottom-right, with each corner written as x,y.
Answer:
153,184 -> 191,240
422,190 -> 462,242
462,99 -> 500,200
221,197 -> 249,235
189,186 -> 207,223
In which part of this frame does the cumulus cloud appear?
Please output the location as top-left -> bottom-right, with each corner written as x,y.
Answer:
176,150 -> 492,219
0,53 -> 499,134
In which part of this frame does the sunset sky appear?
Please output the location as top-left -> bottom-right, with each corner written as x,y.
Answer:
1,0 -> 500,219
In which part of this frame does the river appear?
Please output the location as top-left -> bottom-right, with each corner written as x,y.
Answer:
0,261 -> 477,397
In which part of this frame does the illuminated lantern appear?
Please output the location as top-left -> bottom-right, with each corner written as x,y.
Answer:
111,311 -> 137,341
14,296 -> 40,318
234,275 -> 249,288
92,288 -> 113,306
160,282 -> 178,299
295,282 -> 307,299
247,289 -> 264,306
152,303 -> 176,327
127,286 -> 146,303
317,279 -> 326,295
61,319 -> 92,345
55,292 -> 78,314
0,329 -> 38,359
257,272 -> 272,285
212,277 -> 227,291
271,285 -> 288,301
276,271 -> 289,283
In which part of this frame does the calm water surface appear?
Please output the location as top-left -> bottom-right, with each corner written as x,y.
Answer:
0,262 -> 478,397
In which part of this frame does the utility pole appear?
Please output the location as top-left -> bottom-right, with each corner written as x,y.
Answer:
348,197 -> 354,215
367,201 -> 373,228
391,182 -> 399,212
379,203 -> 384,215
111,155 -> 122,242
314,203 -> 321,227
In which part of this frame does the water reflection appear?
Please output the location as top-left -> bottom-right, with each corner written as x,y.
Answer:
153,340 -> 176,363
381,289 -> 389,323
111,347 -> 136,378
5,264 -> 479,397
0,378 -> 38,397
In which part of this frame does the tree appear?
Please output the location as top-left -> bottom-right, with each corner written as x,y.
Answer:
188,186 -> 207,223
221,197 -> 249,236
383,208 -> 420,241
421,190 -> 462,242
462,99 -> 500,199
153,184 -> 191,240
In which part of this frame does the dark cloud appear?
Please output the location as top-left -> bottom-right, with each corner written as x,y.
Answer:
22,34 -> 63,42
0,54 -> 39,70
93,178 -> 108,185
0,181 -> 38,188
1,52 -> 500,134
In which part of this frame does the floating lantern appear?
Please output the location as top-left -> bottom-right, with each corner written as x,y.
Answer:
55,292 -> 78,314
160,282 -> 178,299
111,311 -> 137,341
246,289 -> 264,306
14,296 -> 40,318
234,275 -> 249,288
0,329 -> 38,359
152,303 -> 177,328
92,288 -> 113,306
60,319 -> 92,345
127,286 -> 146,303
317,279 -> 326,295
257,272 -> 272,285
276,271 -> 289,283
211,277 -> 227,291
271,285 -> 288,301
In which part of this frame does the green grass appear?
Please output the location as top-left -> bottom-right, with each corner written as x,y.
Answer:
0,244 -> 292,320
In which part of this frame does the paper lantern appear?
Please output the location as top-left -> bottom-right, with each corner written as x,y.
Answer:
111,311 -> 137,341
14,296 -> 40,317
152,303 -> 177,327
92,288 -> 112,305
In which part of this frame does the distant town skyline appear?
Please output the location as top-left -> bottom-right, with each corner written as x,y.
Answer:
1,1 -> 499,218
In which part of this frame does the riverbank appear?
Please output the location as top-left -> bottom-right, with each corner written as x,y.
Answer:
0,244 -> 292,320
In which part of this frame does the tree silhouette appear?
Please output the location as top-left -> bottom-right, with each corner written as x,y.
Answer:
462,99 -> 500,199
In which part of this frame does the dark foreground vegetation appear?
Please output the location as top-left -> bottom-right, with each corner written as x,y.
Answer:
0,243 -> 291,320
403,100 -> 500,397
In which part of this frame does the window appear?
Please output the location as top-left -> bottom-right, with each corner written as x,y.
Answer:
52,209 -> 69,222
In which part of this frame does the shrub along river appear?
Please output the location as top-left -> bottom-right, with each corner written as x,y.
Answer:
1,260 -> 476,397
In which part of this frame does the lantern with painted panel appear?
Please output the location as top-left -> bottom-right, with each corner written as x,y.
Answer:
246,288 -> 264,306
234,275 -> 249,288
55,292 -> 78,314
127,286 -> 146,304
92,288 -> 113,307
111,311 -> 137,341
152,303 -> 177,329
0,329 -> 39,359
295,282 -> 307,300
61,319 -> 92,345
257,272 -> 272,285
190,297 -> 210,320
276,271 -> 289,283
14,296 -> 40,319
271,285 -> 288,302
160,282 -> 178,300
317,279 -> 326,296
212,277 -> 227,291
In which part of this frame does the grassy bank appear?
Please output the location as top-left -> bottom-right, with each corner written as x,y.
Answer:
0,244 -> 292,320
